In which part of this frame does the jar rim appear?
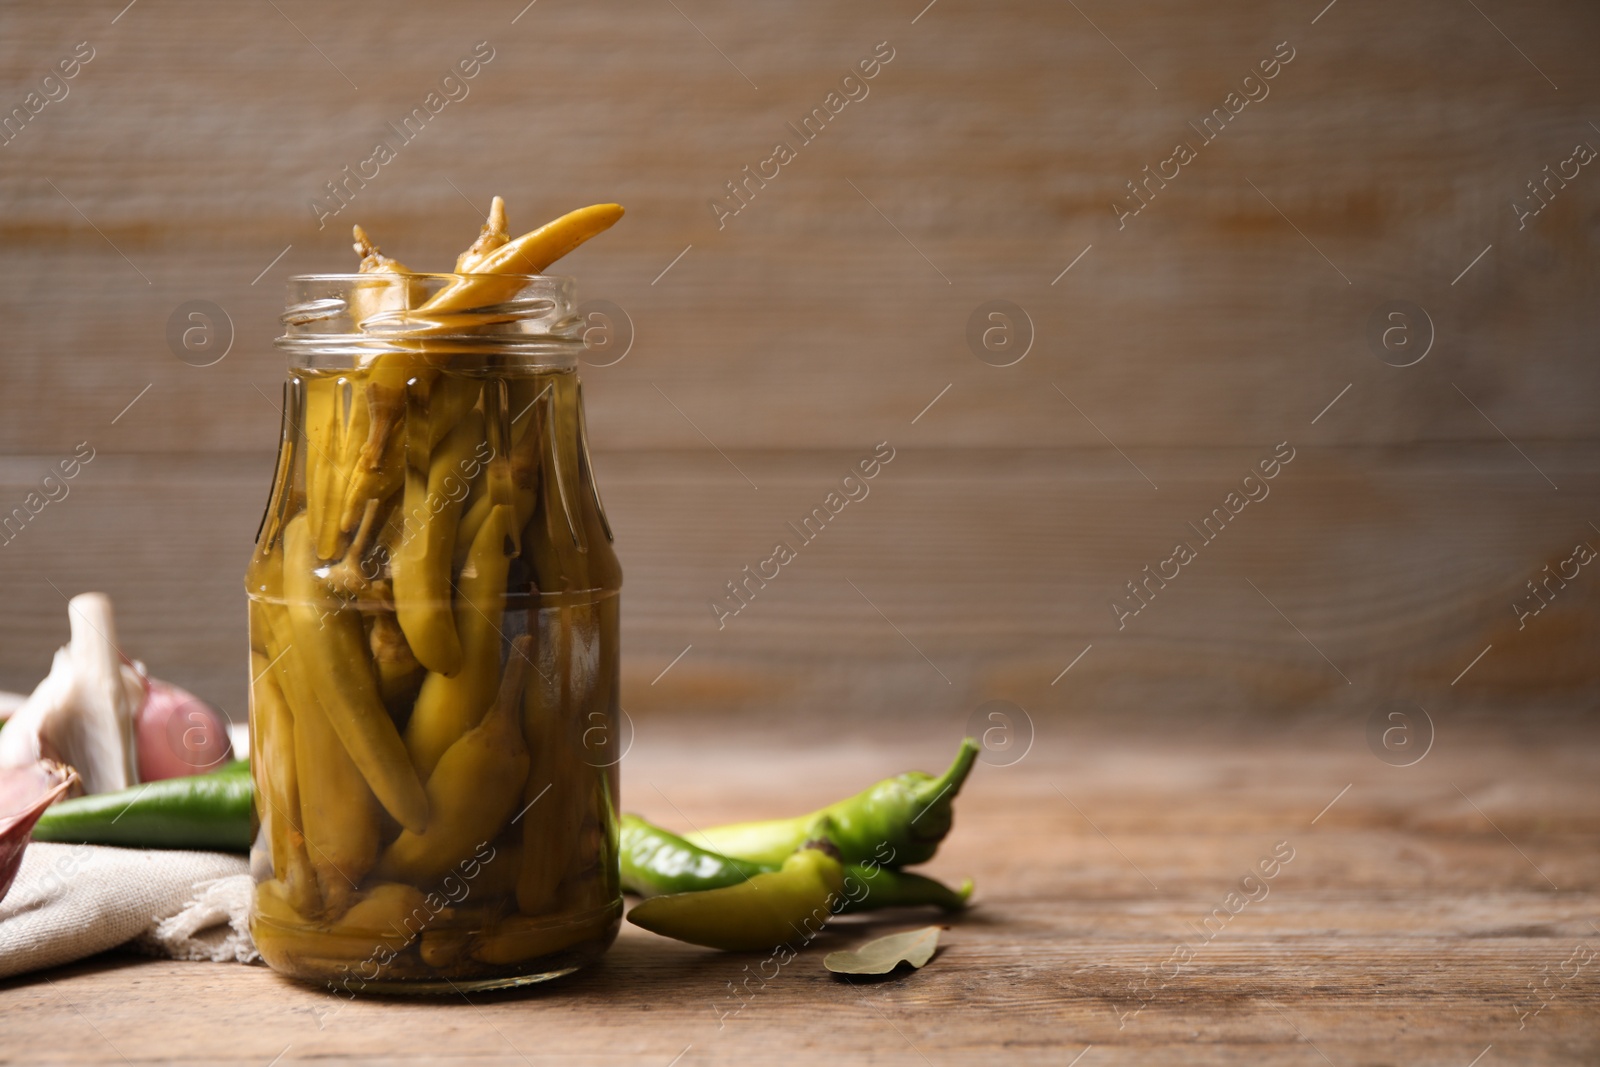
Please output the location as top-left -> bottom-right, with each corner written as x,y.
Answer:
275,273 -> 583,363
283,272 -> 575,283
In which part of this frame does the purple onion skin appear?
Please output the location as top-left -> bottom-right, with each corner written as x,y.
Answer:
0,762 -> 78,904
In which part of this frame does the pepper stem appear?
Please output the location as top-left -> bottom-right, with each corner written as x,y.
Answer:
913,737 -> 980,811
801,837 -> 842,861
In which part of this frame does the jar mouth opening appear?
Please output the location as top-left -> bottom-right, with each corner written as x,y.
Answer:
283,272 -> 575,283
276,273 -> 582,362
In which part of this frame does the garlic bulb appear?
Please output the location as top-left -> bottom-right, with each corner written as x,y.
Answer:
0,593 -> 142,795
0,691 -> 26,720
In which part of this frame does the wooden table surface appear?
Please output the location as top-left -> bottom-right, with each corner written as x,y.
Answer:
3,711 -> 1596,1065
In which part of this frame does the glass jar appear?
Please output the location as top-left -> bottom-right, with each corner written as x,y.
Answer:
245,274 -> 622,993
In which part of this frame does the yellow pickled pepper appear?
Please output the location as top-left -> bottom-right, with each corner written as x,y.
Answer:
331,226 -> 427,540
572,653 -> 622,912
316,374 -> 373,560
471,907 -> 617,967
333,202 -> 621,537
248,550 -> 321,917
375,635 -> 533,886
259,579 -> 379,919
404,504 -> 514,780
419,929 -> 472,970
368,611 -> 423,710
515,634 -> 579,917
453,491 -> 494,574
421,376 -> 484,453
338,881 -> 429,933
361,519 -> 426,707
389,203 -> 625,337
332,199 -> 583,539
455,377 -> 541,568
282,515 -> 429,834
462,203 -> 624,281
333,371 -> 480,547
454,195 -> 510,272
274,640 -> 381,919
250,648 -> 321,919
533,375 -> 589,587
481,379 -> 519,529
567,398 -> 622,912
301,377 -> 340,557
515,375 -> 598,916
506,377 -> 549,541
255,880 -> 429,964
317,227 -> 416,549
334,393 -> 404,536
392,408 -> 486,675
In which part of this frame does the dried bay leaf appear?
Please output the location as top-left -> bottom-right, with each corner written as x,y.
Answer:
823,925 -> 941,976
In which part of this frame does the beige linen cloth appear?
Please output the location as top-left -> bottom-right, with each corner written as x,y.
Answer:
0,841 -> 256,979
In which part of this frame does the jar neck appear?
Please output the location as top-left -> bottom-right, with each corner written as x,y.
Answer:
283,349 -> 582,374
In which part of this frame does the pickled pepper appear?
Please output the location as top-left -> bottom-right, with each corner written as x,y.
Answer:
282,515 -> 429,834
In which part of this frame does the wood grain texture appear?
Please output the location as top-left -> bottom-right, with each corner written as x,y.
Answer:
0,1 -> 1595,699
1,715 -> 1596,1065
1,446 -> 1596,714
0,0 -> 1595,453
0,0 -> 1595,705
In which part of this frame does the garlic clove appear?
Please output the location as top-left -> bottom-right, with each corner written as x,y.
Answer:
0,760 -> 78,904
0,647 -> 74,769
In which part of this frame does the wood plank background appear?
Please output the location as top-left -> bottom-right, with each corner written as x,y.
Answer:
0,0 -> 1595,715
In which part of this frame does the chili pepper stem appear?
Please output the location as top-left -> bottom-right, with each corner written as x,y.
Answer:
913,737 -> 980,816
324,497 -> 382,595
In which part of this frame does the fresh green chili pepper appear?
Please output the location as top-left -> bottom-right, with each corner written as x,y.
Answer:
627,841 -> 845,951
621,813 -> 971,913
621,813 -> 767,895
686,738 -> 980,867
31,763 -> 254,852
